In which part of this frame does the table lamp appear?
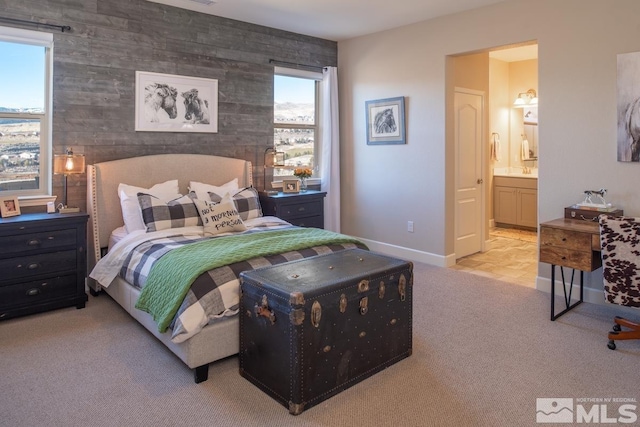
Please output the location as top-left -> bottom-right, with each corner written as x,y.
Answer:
263,147 -> 285,194
53,147 -> 85,213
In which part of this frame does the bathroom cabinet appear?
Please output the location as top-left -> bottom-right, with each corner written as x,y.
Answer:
494,176 -> 538,228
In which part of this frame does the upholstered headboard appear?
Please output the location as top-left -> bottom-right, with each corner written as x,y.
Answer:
86,154 -> 252,291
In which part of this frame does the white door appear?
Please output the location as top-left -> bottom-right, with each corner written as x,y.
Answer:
454,89 -> 484,259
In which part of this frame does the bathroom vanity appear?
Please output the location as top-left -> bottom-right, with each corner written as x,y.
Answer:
493,175 -> 538,229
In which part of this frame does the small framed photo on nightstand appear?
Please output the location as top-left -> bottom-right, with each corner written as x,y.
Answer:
0,196 -> 21,218
283,179 -> 300,193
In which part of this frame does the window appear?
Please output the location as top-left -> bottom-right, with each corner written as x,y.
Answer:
0,26 -> 53,201
273,68 -> 321,178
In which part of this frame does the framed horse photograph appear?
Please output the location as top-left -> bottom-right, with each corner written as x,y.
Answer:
135,71 -> 218,133
365,96 -> 406,145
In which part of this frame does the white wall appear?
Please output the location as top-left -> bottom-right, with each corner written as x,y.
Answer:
338,0 -> 640,293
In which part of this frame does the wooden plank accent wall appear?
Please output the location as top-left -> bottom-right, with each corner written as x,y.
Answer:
0,0 -> 337,211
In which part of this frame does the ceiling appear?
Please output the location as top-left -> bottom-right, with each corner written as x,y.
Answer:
146,0 -> 509,41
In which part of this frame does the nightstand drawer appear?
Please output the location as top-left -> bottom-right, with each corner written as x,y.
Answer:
0,250 -> 77,282
540,227 -> 591,251
540,247 -> 593,271
0,229 -> 77,256
278,200 -> 323,219
288,215 -> 324,229
0,274 -> 77,310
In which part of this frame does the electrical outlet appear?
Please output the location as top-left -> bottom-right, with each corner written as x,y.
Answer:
407,221 -> 414,233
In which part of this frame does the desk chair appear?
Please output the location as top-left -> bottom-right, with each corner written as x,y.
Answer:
598,215 -> 640,350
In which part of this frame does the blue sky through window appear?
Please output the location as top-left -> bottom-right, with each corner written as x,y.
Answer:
0,41 -> 45,110
274,75 -> 314,104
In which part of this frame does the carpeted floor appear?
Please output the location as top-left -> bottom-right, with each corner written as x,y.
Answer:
1,262 -> 639,427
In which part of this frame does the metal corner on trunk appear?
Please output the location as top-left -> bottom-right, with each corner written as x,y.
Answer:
290,308 -> 305,325
289,291 -> 305,306
289,401 -> 305,415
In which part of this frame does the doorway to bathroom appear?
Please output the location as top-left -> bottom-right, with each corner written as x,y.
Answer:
451,42 -> 539,288
452,227 -> 538,287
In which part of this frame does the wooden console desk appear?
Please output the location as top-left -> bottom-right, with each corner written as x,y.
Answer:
539,218 -> 602,320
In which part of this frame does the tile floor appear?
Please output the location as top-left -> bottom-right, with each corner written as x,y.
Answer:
450,227 -> 538,288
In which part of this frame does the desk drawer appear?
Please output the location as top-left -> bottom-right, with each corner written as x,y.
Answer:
0,229 -> 77,256
540,227 -> 591,251
0,250 -> 77,282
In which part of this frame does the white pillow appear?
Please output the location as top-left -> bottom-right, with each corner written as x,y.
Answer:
118,180 -> 181,233
194,194 -> 247,236
189,178 -> 239,201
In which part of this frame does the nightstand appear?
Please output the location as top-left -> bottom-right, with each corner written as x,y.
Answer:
0,212 -> 89,320
259,190 -> 327,229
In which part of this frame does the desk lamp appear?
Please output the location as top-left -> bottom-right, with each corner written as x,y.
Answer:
53,147 -> 85,213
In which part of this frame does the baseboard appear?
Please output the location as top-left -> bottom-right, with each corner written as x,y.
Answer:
351,237 -> 619,308
536,275 -> 640,317
535,275 -> 604,305
355,237 -> 450,267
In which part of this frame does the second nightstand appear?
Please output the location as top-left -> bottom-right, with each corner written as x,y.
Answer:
259,190 -> 327,229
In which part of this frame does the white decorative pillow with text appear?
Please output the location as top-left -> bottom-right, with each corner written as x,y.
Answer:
194,194 -> 247,236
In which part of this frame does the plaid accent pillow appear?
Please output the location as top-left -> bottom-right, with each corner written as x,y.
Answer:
138,193 -> 202,232
208,187 -> 263,221
118,180 -> 181,233
193,195 -> 247,236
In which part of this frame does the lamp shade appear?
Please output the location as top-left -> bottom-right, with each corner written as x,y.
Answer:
54,148 -> 85,175
264,147 -> 285,167
513,88 -> 538,108
513,97 -> 526,107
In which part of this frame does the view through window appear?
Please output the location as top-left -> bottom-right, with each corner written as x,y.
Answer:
0,31 -> 51,196
273,72 -> 319,178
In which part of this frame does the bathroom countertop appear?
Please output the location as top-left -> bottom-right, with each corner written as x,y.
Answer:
493,167 -> 538,179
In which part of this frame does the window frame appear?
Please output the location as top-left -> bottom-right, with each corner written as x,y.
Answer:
273,67 -> 322,182
0,26 -> 53,205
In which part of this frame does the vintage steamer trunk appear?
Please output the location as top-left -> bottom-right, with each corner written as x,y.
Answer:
239,248 -> 413,415
564,205 -> 623,221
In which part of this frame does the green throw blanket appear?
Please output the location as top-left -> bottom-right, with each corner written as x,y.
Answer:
135,227 -> 365,332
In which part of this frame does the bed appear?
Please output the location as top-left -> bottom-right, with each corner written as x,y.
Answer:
86,154 -> 364,383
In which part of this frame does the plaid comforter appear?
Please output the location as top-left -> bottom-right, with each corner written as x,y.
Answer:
119,222 -> 365,343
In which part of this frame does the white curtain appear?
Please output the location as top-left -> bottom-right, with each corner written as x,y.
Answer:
321,67 -> 340,232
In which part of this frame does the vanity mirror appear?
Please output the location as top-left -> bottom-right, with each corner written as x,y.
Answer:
523,121 -> 538,161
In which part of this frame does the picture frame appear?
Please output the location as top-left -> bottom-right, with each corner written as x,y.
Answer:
0,196 -> 21,218
366,96 -> 406,145
135,71 -> 218,133
617,52 -> 640,162
282,179 -> 300,193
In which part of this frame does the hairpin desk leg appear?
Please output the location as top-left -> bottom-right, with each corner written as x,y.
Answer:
550,264 -> 584,321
